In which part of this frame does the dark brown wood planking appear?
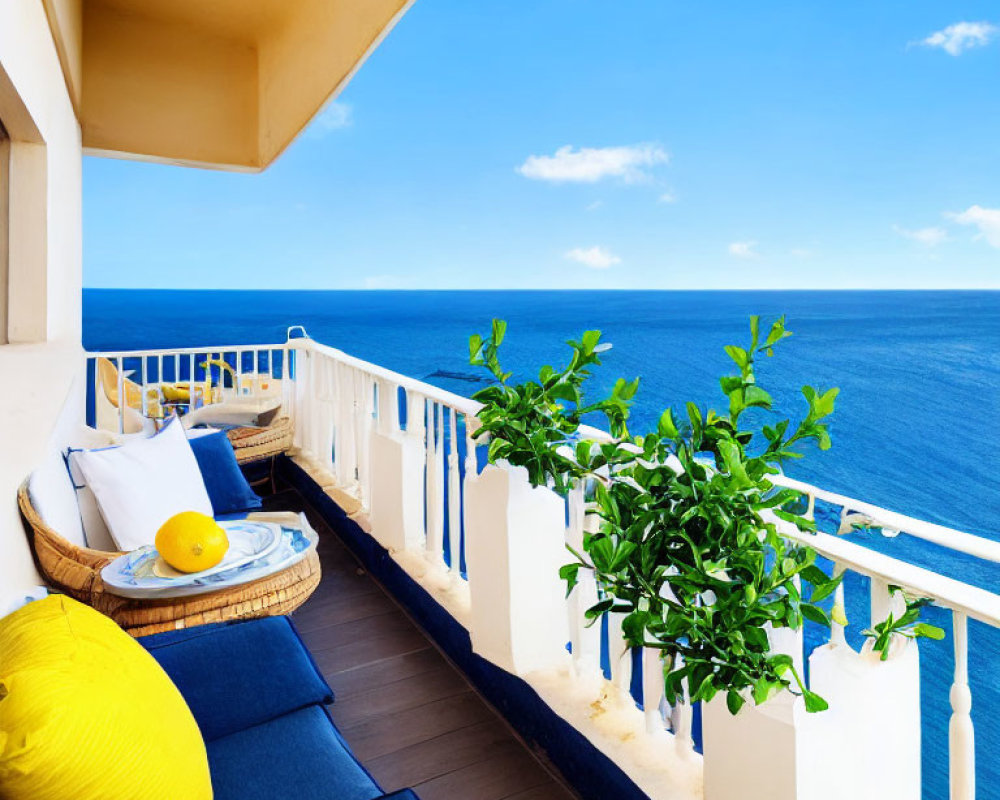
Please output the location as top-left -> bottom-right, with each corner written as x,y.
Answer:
271,490 -> 579,800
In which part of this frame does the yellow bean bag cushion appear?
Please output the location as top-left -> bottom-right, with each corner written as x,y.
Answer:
0,595 -> 212,800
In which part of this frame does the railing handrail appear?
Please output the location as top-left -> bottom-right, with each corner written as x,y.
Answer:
770,472 -> 1000,563
87,342 -> 287,359
778,524 -> 1000,627
580,421 -> 999,564
297,338 -> 483,416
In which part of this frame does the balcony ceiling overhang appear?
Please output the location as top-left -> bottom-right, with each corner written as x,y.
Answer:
72,0 -> 413,171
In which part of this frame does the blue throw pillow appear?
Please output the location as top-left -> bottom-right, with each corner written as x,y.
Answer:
188,431 -> 262,515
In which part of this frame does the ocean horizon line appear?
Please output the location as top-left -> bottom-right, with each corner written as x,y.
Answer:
83,286 -> 1000,294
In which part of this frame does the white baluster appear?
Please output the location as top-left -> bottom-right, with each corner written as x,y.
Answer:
350,368 -> 363,486
308,353 -> 323,466
320,357 -> 336,474
949,611 -> 975,800
403,392 -> 428,548
463,412 -> 477,479
301,353 -> 316,461
187,354 -> 196,415
289,349 -> 304,450
335,362 -> 357,488
424,400 -> 436,550
565,484 -> 586,675
607,609 -> 633,695
642,647 -> 667,736
283,347 -> 295,423
114,356 -> 126,434
425,401 -> 445,566
830,561 -> 848,647
139,357 -> 148,418
357,373 -> 374,508
446,408 -> 462,576
348,367 -> 360,488
870,577 -> 906,630
353,369 -> 364,485
315,353 -> 329,467
295,350 -> 309,456
461,412 -> 477,578
299,350 -> 314,455
327,358 -> 340,475
377,380 -> 400,435
669,656 -> 694,755
576,573 -> 602,676
407,391 -> 426,442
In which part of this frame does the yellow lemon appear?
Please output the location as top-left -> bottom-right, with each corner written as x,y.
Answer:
155,512 -> 229,573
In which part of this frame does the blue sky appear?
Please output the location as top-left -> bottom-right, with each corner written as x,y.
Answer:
84,1 -> 1000,290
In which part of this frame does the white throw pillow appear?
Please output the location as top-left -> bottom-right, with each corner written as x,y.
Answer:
65,450 -> 117,552
30,426 -> 118,550
30,450 -> 87,548
75,420 -> 213,552
61,425 -> 126,552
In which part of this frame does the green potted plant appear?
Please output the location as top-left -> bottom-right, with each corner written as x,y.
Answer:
469,316 -> 842,708
462,321 -> 637,674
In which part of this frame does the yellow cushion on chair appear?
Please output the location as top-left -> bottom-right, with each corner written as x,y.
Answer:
0,595 -> 212,800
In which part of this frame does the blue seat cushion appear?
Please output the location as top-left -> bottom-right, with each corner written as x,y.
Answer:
207,705 -> 383,800
140,617 -> 333,742
189,429 -> 263,515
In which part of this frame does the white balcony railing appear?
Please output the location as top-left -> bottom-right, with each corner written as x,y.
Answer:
87,332 -> 998,800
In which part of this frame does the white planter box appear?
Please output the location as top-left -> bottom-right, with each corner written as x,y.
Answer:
703,638 -> 921,800
369,428 -> 426,552
464,461 -> 570,676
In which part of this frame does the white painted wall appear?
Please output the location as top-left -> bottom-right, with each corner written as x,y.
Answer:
0,0 -> 84,601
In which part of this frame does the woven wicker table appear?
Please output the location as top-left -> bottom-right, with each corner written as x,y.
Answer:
18,483 -> 320,638
226,416 -> 294,465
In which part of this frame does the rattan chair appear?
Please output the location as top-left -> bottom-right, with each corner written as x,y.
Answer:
18,482 -> 321,638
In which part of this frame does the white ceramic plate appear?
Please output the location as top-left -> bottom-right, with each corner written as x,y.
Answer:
102,520 -> 281,594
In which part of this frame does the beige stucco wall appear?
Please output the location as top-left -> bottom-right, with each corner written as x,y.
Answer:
0,0 -> 85,599
82,2 -> 259,170
258,0 -> 412,165
42,0 -> 83,114
78,0 -> 412,170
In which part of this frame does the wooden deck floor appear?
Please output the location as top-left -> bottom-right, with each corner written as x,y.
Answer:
282,491 -> 578,800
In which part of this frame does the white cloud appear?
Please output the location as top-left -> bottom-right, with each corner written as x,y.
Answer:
311,101 -> 353,134
728,241 -> 758,258
893,224 -> 948,246
585,200 -> 604,212
564,246 -> 621,269
658,191 -> 677,204
518,144 -> 668,183
947,205 -> 1000,248
918,22 -> 997,56
790,248 -> 813,258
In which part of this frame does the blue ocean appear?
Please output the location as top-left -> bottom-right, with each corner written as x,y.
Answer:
85,289 -> 999,799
